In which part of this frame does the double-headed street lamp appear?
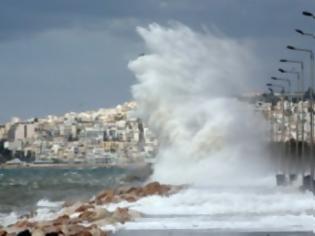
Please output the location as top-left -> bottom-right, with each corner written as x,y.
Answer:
278,69 -> 301,176
280,59 -> 304,95
278,63 -> 305,167
287,44 -> 315,191
267,83 -> 286,178
278,68 -> 300,94
271,76 -> 291,101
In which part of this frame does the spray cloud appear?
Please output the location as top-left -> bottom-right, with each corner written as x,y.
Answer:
129,23 -> 268,186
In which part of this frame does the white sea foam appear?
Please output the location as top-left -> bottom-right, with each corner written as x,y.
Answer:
105,186 -> 315,231
32,199 -> 64,222
0,212 -> 19,227
36,199 -> 64,208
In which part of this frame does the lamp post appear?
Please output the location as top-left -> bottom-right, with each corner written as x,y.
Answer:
279,59 -> 304,94
267,86 -> 275,167
267,83 -> 286,183
280,60 -> 305,161
278,69 -> 301,179
287,44 -> 315,191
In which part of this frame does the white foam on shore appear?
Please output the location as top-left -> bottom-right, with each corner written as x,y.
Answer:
0,199 -> 64,227
36,199 -> 64,208
0,212 -> 19,227
33,199 -> 64,222
105,186 -> 315,232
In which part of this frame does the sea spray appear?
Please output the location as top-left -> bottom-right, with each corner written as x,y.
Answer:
128,23 -> 269,186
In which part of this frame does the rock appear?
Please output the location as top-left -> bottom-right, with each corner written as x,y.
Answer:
14,220 -> 35,229
112,208 -> 130,223
60,201 -> 83,217
96,190 -> 114,202
92,208 -> 112,221
45,233 -> 59,236
31,229 -> 45,236
115,186 -> 130,195
142,182 -> 171,196
120,193 -> 138,202
60,224 -> 89,236
88,218 -> 112,227
143,182 -> 161,195
75,204 -> 94,213
87,225 -> 108,236
52,215 -> 70,225
0,230 -> 7,236
79,208 -> 111,222
74,230 -> 92,236
78,210 -> 94,221
17,229 -> 31,236
126,187 -> 142,196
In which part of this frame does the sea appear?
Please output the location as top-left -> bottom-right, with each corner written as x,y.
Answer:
0,166 -> 147,227
0,167 -> 314,235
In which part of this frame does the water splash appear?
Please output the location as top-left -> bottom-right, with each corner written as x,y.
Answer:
129,23 -> 268,186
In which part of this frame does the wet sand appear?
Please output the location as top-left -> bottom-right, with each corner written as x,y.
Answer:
112,229 -> 315,236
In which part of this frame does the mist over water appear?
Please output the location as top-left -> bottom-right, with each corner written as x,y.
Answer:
129,23 -> 269,186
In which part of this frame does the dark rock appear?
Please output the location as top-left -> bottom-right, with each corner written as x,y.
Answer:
0,230 -> 7,236
17,229 -> 32,236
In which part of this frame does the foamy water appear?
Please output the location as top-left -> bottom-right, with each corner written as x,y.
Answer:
0,199 -> 64,227
106,185 -> 315,232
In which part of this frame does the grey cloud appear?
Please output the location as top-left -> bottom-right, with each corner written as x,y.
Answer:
1,0 -> 315,122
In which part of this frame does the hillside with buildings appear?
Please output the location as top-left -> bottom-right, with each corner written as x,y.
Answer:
0,102 -> 158,166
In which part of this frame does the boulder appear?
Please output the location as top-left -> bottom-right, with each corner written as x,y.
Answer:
75,204 -> 94,213
0,230 -> 7,236
79,208 -> 111,222
120,193 -> 138,202
112,208 -> 130,223
87,225 -> 108,236
78,210 -> 95,221
142,182 -> 171,196
52,215 -> 70,226
16,229 -> 31,236
96,190 -> 114,202
60,224 -> 90,236
14,220 -> 35,229
31,229 -> 45,236
38,225 -> 61,236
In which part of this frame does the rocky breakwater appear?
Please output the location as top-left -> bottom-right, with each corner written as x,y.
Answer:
0,182 -> 179,236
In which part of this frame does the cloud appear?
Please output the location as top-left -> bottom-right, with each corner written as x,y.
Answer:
1,0 -> 315,122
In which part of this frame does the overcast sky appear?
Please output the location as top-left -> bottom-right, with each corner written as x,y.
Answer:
1,0 -> 315,123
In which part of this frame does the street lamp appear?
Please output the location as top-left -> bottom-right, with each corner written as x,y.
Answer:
287,44 -> 315,191
267,83 -> 286,184
277,69 -> 300,101
303,11 -> 315,19
279,60 -> 305,169
295,29 -> 315,39
277,69 -> 301,177
280,59 -> 304,93
271,76 -> 291,97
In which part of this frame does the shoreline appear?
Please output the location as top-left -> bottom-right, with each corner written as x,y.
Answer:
0,162 -> 151,169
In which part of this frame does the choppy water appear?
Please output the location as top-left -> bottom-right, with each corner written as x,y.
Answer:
0,166 -> 145,220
